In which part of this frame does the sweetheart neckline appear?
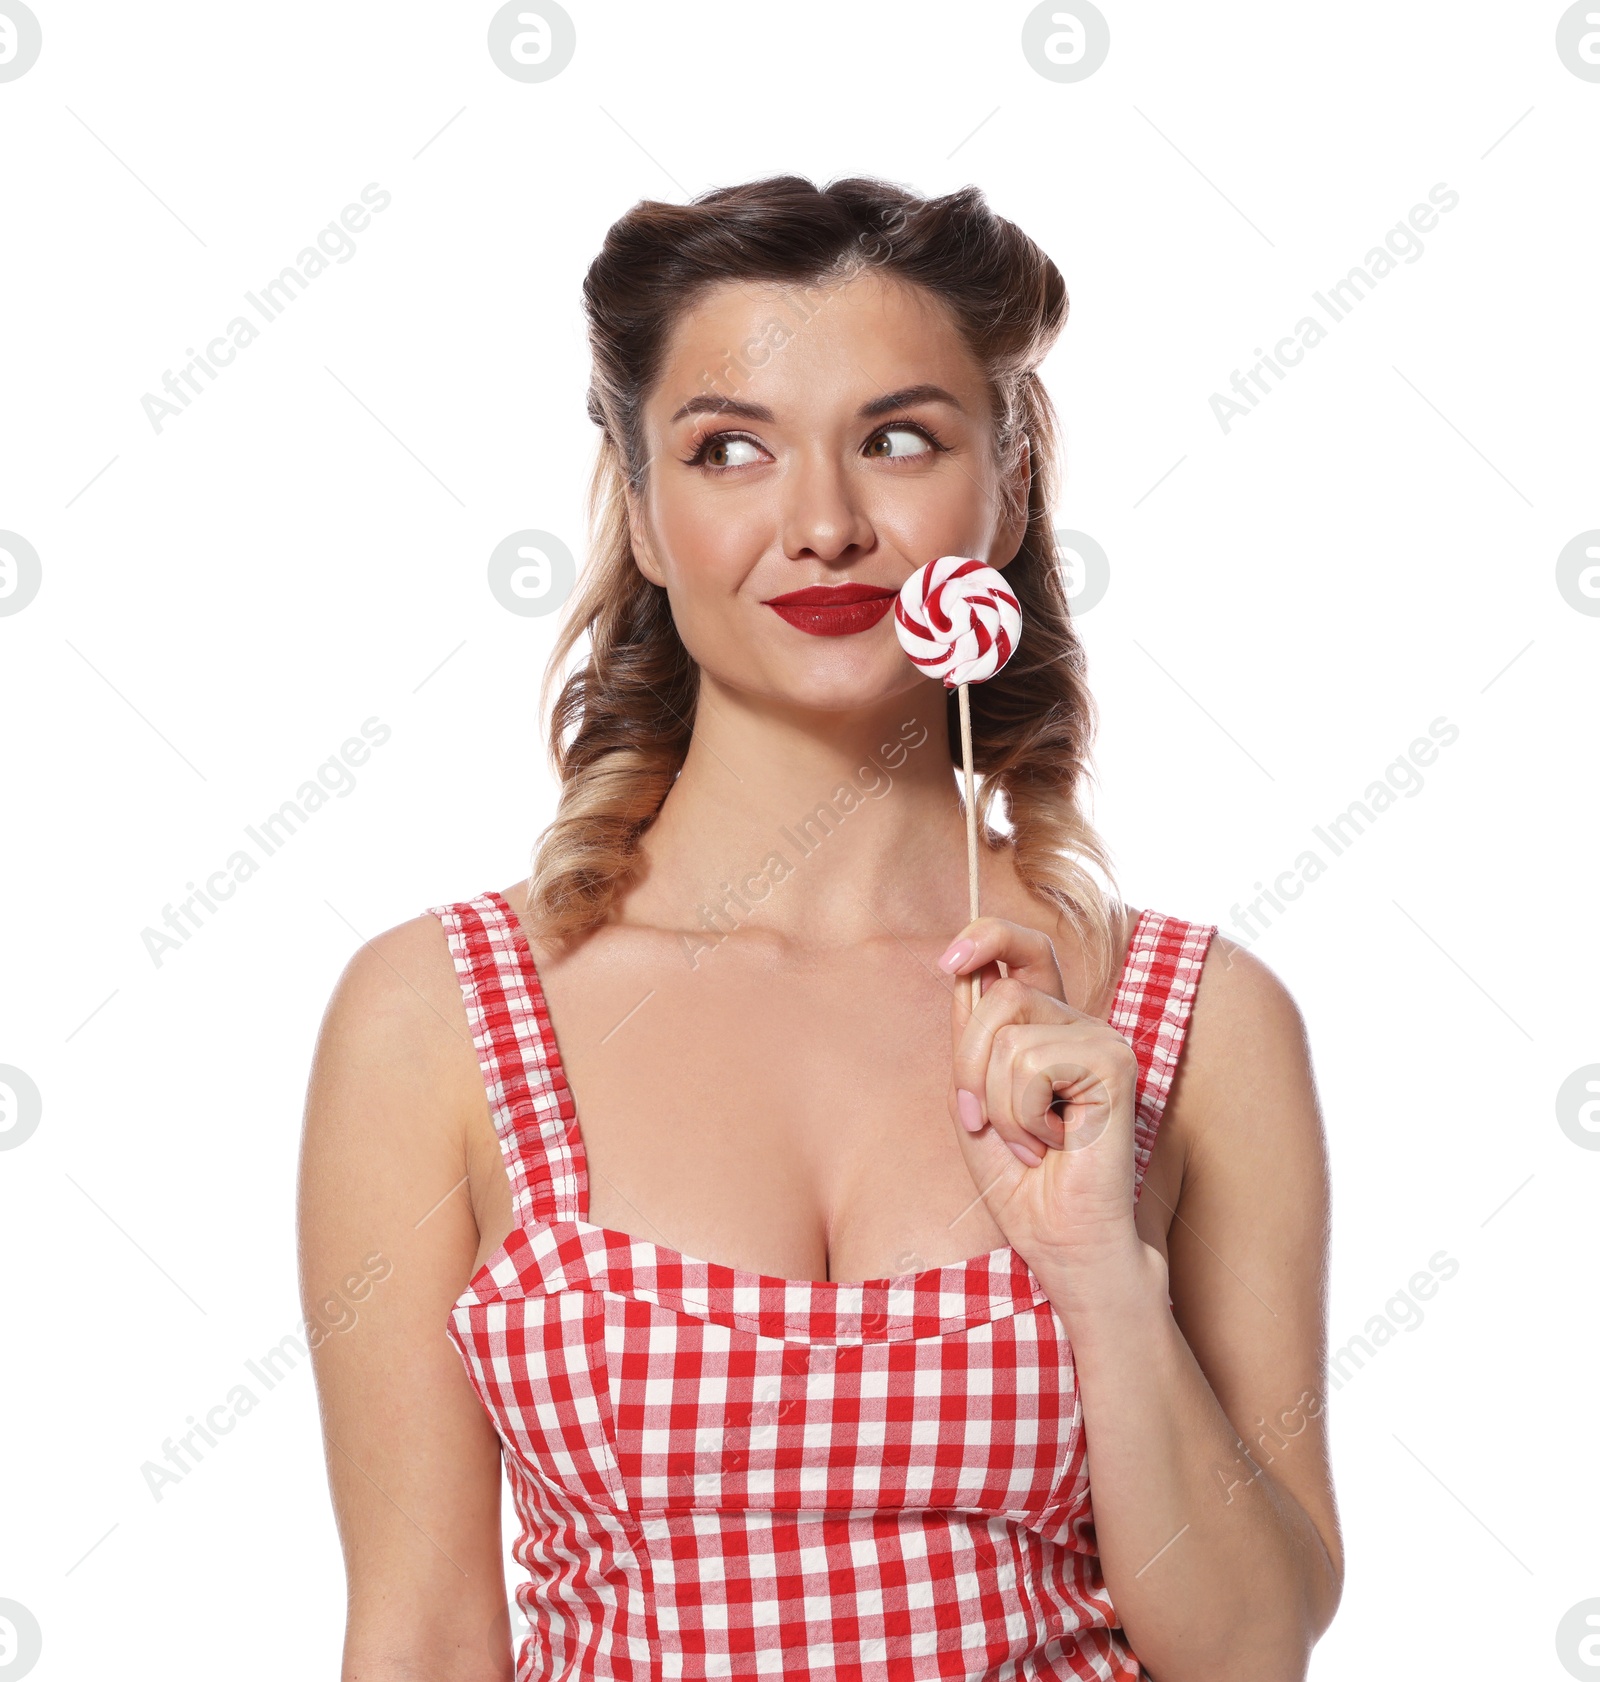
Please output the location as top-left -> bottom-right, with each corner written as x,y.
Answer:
458,1211 -> 1042,1308
465,888 -> 1153,1298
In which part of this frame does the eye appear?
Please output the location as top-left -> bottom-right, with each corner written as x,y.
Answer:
684,432 -> 768,472
682,418 -> 951,474
864,423 -> 942,460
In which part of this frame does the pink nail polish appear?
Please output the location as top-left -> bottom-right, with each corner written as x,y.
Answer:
956,1090 -> 984,1133
940,938 -> 976,973
1009,1139 -> 1043,1168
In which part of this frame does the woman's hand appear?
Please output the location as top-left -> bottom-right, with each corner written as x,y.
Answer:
940,915 -> 1148,1288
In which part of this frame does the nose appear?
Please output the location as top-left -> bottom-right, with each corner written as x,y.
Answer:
778,448 -> 875,564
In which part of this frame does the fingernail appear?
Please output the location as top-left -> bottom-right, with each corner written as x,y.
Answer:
956,1089 -> 984,1133
1009,1139 -> 1043,1168
939,938 -> 976,973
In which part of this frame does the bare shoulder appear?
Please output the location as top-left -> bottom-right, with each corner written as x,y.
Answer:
1165,931 -> 1322,1175
310,909 -> 479,1107
301,908 -> 487,1208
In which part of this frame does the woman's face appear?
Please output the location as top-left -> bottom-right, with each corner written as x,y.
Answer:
626,270 -> 1029,709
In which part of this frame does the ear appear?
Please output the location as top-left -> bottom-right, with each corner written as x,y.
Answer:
626,488 -> 667,588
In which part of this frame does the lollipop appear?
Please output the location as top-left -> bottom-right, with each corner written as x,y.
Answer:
894,557 -> 1023,1008
893,555 -> 1021,687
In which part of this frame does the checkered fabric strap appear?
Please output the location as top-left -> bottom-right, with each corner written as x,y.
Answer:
1109,910 -> 1218,1204
425,891 -> 586,1226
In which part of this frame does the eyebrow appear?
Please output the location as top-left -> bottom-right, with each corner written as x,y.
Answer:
667,383 -> 967,425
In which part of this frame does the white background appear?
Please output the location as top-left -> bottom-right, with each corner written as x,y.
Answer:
1,2 -> 1596,1677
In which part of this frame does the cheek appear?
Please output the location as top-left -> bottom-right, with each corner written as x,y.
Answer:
872,477 -> 996,563
667,496 -> 761,559
648,480 -> 769,599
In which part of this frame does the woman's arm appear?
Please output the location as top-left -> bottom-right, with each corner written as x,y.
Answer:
944,921 -> 1342,1682
297,915 -> 514,1682
1042,938 -> 1343,1682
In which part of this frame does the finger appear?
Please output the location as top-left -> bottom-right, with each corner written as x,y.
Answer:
1013,1039 -> 1106,1154
984,1023 -> 1047,1167
949,959 -> 1004,1135
949,956 -> 1003,1046
1012,1047 -> 1068,1154
951,964 -> 1078,1109
1023,1042 -> 1136,1158
986,1026 -> 1073,1159
967,956 -> 1002,1013
951,973 -> 1035,1116
938,915 -> 1068,1003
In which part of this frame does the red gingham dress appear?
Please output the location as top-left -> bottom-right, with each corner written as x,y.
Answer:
428,889 -> 1216,1681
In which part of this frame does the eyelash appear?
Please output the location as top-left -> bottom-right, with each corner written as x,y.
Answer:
682,419 -> 952,473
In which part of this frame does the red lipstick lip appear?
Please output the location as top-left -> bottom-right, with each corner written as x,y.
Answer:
765,596 -> 896,637
762,583 -> 899,606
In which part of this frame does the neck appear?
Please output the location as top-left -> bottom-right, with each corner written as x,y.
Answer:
619,673 -> 1019,952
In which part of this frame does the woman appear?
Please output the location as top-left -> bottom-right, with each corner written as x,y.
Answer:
299,174 -> 1342,1681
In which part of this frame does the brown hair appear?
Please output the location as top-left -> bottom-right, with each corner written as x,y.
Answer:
524,173 -> 1125,1006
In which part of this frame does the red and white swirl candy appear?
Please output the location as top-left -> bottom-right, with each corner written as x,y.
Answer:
893,556 -> 1021,687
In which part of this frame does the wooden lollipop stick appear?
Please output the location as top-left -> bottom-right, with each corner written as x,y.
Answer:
957,680 -> 980,1013
893,555 -> 1020,1018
